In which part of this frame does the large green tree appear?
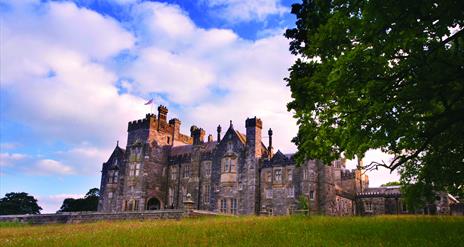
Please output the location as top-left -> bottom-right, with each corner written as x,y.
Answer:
284,0 -> 464,206
58,188 -> 100,212
0,192 -> 42,215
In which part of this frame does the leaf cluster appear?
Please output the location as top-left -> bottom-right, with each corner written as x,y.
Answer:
58,188 -> 100,213
285,0 -> 464,203
0,192 -> 42,215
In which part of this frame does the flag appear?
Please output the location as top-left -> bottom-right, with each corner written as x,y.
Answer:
144,99 -> 153,105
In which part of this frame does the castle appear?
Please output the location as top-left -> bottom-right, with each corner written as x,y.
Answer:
98,105 -> 457,215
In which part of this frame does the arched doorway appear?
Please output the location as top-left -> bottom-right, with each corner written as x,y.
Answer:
146,197 -> 161,210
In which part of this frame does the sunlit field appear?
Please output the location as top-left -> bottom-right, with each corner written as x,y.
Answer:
1,215 -> 463,246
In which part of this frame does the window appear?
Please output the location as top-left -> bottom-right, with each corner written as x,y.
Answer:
265,189 -> 273,199
126,199 -> 138,211
108,192 -> 113,199
167,136 -> 171,144
222,157 -> 236,173
365,201 -> 373,211
287,169 -> 293,181
171,166 -> 178,180
203,184 -> 210,204
287,187 -> 294,198
134,200 -> 139,211
267,171 -> 272,182
227,141 -> 233,151
168,188 -> 174,207
203,161 -> 212,177
220,199 -> 227,213
274,169 -> 282,182
309,191 -> 314,200
231,198 -> 238,214
183,164 -> 190,178
129,163 -> 140,177
130,147 -> 142,162
303,168 -> 308,180
108,171 -> 118,183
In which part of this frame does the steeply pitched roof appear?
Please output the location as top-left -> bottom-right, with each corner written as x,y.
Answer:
235,131 -> 246,144
262,150 -> 294,168
105,145 -> 125,170
169,141 -> 218,157
170,144 -> 193,156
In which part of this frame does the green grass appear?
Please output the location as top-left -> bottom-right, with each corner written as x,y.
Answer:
0,215 -> 463,246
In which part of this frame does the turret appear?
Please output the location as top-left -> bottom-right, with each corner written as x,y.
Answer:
158,105 -> 168,123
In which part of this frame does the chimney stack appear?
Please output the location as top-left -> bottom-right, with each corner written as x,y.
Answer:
217,124 -> 222,142
190,125 -> 205,145
245,117 -> 263,158
268,128 -> 274,158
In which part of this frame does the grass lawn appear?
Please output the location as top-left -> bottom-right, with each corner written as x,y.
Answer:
0,215 -> 463,246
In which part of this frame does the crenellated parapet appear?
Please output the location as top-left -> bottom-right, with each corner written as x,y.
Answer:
128,114 -> 156,132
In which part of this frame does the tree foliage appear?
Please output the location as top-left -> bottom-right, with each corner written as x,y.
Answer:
58,188 -> 100,212
0,192 -> 42,215
381,181 -> 401,187
285,0 -> 464,203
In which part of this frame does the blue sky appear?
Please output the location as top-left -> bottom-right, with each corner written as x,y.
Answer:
0,0 -> 398,213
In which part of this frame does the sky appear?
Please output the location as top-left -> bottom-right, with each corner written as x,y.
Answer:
0,0 -> 399,213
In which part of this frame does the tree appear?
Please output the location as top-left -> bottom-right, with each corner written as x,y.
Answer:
381,181 -> 401,187
0,192 -> 42,215
58,188 -> 100,212
284,0 -> 464,207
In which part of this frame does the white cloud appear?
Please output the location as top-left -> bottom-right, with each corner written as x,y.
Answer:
33,159 -> 75,175
1,1 -> 145,147
56,145 -> 114,175
0,153 -> 28,167
0,0 -> 399,191
120,3 -> 297,152
204,0 -> 288,23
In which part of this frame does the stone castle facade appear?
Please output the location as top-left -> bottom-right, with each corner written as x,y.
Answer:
98,105 -> 456,215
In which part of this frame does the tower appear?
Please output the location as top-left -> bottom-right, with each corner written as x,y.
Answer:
243,117 -> 263,214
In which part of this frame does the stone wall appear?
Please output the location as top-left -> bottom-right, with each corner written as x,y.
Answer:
450,203 -> 464,216
0,210 -> 183,225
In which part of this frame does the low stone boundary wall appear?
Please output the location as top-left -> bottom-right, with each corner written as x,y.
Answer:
0,210 -> 184,224
451,203 -> 464,216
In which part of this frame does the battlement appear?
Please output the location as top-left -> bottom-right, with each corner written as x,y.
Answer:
169,118 -> 181,126
128,114 -> 156,132
245,116 -> 262,129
